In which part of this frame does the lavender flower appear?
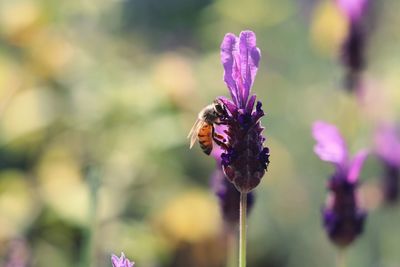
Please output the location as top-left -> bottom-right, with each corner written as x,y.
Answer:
211,165 -> 254,228
4,238 -> 30,267
336,0 -> 370,91
336,0 -> 367,21
217,30 -> 270,193
111,253 -> 135,267
312,121 -> 368,247
375,124 -> 400,203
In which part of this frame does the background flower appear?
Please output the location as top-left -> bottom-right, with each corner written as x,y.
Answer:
375,123 -> 400,203
336,0 -> 368,22
312,121 -> 368,247
111,253 -> 135,267
211,165 -> 254,228
335,0 -> 371,91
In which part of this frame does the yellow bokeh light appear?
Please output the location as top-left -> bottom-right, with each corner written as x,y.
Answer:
36,145 -> 89,226
214,0 -> 294,28
26,32 -> 74,78
0,1 -> 42,45
154,189 -> 222,245
152,52 -> 196,108
0,171 -> 39,241
310,0 -> 349,57
1,88 -> 55,142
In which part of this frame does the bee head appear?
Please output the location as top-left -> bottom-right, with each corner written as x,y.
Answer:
202,106 -> 219,123
213,99 -> 227,116
200,99 -> 227,124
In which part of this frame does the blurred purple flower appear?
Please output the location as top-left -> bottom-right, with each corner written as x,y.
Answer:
336,0 -> 367,21
336,0 -> 370,91
375,124 -> 400,203
211,165 -> 254,228
312,121 -> 368,247
111,253 -> 135,267
4,238 -> 30,267
217,30 -> 270,193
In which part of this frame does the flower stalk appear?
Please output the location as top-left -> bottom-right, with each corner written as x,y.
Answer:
239,192 -> 247,267
336,249 -> 346,267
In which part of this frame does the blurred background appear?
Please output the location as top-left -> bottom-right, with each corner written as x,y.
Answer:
0,0 -> 400,266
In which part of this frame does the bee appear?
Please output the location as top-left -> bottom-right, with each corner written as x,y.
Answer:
187,99 -> 227,155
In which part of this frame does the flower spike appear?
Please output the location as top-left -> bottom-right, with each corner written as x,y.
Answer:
375,124 -> 400,203
312,121 -> 368,247
218,30 -> 269,193
335,0 -> 371,91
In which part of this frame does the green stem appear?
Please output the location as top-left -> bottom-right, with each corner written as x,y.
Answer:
81,165 -> 100,267
239,192 -> 247,267
336,249 -> 346,267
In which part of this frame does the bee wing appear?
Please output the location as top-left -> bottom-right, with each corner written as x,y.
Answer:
187,119 -> 205,149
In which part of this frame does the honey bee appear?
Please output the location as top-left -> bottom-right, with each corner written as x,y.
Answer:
187,99 -> 227,155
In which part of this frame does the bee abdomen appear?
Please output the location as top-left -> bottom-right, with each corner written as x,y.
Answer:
198,124 -> 213,155
199,139 -> 212,155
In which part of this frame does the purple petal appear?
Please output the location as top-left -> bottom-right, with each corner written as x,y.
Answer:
312,121 -> 348,167
220,31 -> 261,109
217,96 -> 237,115
252,101 -> 264,123
221,33 -> 240,106
336,0 -> 367,21
246,94 -> 257,114
111,253 -> 135,267
239,31 -> 261,107
347,149 -> 368,183
375,124 -> 400,167
111,254 -> 120,266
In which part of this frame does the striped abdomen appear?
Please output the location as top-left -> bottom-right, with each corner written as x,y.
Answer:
198,123 -> 213,155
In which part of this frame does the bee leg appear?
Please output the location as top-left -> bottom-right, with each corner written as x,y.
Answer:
213,132 -> 226,142
212,127 -> 228,150
213,137 -> 228,150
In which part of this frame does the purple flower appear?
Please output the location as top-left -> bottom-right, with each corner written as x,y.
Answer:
217,30 -> 270,193
336,0 -> 367,22
111,253 -> 135,267
336,0 -> 370,91
341,22 -> 366,90
375,124 -> 400,203
312,121 -> 368,247
211,165 -> 254,228
4,238 -> 30,267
